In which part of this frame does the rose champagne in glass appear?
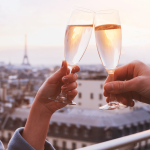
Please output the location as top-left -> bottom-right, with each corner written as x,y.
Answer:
49,8 -> 94,105
94,10 -> 126,110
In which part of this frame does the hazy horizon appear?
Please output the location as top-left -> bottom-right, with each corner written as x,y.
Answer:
0,44 -> 149,66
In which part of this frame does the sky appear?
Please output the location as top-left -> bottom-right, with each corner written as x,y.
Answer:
0,0 -> 150,65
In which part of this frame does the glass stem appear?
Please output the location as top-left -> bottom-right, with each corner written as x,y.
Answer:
108,73 -> 117,104
68,65 -> 73,74
59,65 -> 72,99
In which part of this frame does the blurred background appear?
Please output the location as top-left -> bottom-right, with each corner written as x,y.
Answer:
0,0 -> 150,150
0,0 -> 150,65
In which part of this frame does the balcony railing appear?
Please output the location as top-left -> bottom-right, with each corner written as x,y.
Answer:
76,129 -> 150,150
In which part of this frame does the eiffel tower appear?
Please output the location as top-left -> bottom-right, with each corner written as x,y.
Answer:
22,34 -> 30,66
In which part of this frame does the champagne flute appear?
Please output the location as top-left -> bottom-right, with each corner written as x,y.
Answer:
49,8 -> 94,105
94,10 -> 126,110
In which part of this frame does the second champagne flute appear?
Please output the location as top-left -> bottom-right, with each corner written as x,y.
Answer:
49,8 -> 94,105
94,10 -> 127,110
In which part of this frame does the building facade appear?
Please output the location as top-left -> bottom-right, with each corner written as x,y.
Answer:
1,107 -> 150,150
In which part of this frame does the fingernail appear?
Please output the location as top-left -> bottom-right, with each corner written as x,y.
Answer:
73,74 -> 78,78
105,83 -> 114,91
63,78 -> 68,83
130,101 -> 134,107
61,61 -> 65,68
122,98 -> 127,106
62,86 -> 67,90
72,68 -> 75,72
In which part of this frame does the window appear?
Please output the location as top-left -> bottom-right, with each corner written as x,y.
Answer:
83,129 -> 89,138
99,104 -> 102,107
23,119 -> 27,126
78,102 -> 81,106
99,94 -> 102,100
78,92 -> 82,98
54,126 -> 59,134
73,128 -> 78,137
118,129 -> 122,137
63,141 -> 66,149
145,122 -> 150,130
106,130 -> 112,139
78,83 -> 82,86
53,140 -> 57,147
82,144 -> 86,147
72,143 -> 76,150
139,124 -> 144,132
90,93 -> 93,99
124,127 -> 130,136
100,84 -> 103,89
64,127 -> 68,135
131,125 -> 137,134
8,133 -> 11,141
10,122 -> 14,128
9,118 -> 14,128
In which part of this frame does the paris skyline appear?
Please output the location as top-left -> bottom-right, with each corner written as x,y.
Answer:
0,0 -> 150,65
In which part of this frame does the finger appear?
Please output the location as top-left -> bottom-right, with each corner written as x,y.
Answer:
104,76 -> 109,84
114,62 -> 136,81
62,73 -> 78,84
67,68 -> 70,75
130,101 -> 135,107
114,64 -> 132,81
67,89 -> 78,100
105,61 -> 146,92
114,60 -> 146,81
131,91 -> 150,104
47,60 -> 68,84
104,77 -> 141,94
121,98 -> 134,107
71,65 -> 80,73
103,90 -> 109,97
104,75 -> 121,85
61,82 -> 77,92
104,61 -> 139,89
116,94 -> 134,107
106,94 -> 134,107
106,97 -> 109,103
105,89 -> 146,105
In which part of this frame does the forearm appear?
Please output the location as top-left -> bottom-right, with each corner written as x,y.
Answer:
22,101 -> 53,150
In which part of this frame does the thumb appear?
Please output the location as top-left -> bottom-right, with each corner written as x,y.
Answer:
104,77 -> 140,94
47,60 -> 68,84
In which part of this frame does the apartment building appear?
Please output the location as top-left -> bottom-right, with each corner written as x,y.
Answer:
1,107 -> 150,150
73,80 -> 105,109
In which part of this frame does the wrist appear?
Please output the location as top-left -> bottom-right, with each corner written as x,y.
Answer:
32,100 -> 54,118
23,100 -> 53,150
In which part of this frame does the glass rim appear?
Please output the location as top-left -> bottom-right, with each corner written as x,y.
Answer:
72,7 -> 95,13
96,9 -> 119,14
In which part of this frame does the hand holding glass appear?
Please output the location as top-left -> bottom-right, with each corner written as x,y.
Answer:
49,8 -> 94,105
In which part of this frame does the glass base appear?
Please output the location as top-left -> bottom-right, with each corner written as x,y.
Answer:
118,102 -> 127,109
48,95 -> 76,105
99,102 -> 127,110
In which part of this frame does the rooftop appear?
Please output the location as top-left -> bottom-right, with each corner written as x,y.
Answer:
4,107 -> 150,129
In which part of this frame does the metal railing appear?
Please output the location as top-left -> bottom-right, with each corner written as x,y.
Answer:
76,130 -> 150,150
